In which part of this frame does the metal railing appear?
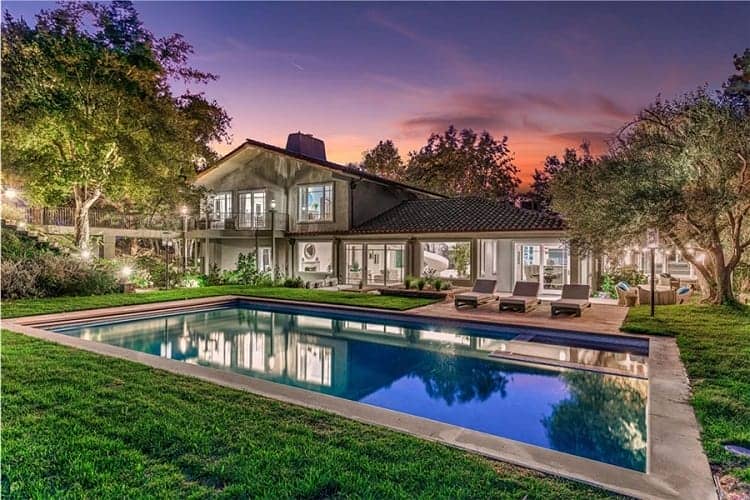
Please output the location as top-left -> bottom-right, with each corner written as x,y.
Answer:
196,211 -> 288,231
20,207 -> 290,232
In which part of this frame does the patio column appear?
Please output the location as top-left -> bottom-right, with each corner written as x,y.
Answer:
470,239 -> 479,283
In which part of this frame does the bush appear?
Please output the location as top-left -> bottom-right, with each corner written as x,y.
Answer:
1,229 -> 56,261
282,276 -> 304,288
432,278 -> 443,291
1,254 -> 119,299
600,268 -> 647,298
734,262 -> 750,294
404,276 -> 413,289
416,278 -> 426,290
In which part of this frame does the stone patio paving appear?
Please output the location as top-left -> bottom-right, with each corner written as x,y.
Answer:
409,297 -> 629,335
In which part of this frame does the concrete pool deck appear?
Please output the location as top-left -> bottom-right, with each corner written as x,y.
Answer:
3,295 -> 716,499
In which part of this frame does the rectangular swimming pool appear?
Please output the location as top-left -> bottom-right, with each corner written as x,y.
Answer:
51,300 -> 649,471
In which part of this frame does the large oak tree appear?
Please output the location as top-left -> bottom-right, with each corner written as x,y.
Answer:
2,1 -> 230,250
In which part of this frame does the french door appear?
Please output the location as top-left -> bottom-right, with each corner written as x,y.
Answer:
514,243 -> 569,294
239,191 -> 266,228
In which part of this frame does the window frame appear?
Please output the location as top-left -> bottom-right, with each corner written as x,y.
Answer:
298,182 -> 334,223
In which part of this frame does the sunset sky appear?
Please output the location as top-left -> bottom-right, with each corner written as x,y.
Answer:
6,1 -> 749,185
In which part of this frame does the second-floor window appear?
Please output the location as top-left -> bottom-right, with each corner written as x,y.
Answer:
299,183 -> 333,222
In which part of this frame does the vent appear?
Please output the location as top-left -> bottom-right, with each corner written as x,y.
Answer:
285,132 -> 326,161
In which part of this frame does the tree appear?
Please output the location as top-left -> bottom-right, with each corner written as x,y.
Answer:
552,88 -> 750,304
529,143 -> 593,213
2,2 -> 231,250
405,126 -> 520,200
361,140 -> 404,180
724,48 -> 750,111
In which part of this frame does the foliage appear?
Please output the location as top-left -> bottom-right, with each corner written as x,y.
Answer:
1,2 -> 230,249
1,286 -> 440,319
0,228 -> 56,261
600,268 -> 647,298
530,143 -> 593,213
220,253 -> 272,287
403,276 -> 413,289
361,140 -> 404,180
1,254 -> 118,299
206,262 -> 223,286
552,86 -> 750,304
0,331 -> 611,499
280,276 -> 304,288
724,48 -> 750,111
416,277 -> 426,290
451,243 -> 471,278
622,304 -> 750,482
404,126 -> 520,200
432,278 -> 443,291
733,262 -> 750,295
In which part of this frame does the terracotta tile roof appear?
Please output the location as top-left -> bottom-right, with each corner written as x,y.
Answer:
351,197 -> 564,234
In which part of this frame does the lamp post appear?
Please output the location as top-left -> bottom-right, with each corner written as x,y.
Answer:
180,205 -> 189,272
270,199 -> 276,274
646,228 -> 659,317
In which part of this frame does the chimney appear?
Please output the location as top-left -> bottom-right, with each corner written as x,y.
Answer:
285,132 -> 326,161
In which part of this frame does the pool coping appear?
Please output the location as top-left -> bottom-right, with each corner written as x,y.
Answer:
2,296 -> 716,500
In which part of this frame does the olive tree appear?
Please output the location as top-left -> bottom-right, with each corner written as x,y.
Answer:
1,2 -> 230,250
552,89 -> 750,304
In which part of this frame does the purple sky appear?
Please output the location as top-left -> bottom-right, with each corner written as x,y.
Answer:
6,1 -> 749,184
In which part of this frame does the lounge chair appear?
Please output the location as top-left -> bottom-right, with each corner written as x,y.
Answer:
454,279 -> 498,308
551,284 -> 591,317
499,281 -> 541,312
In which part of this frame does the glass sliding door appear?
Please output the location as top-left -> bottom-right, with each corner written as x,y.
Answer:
542,245 -> 568,292
239,190 -> 266,228
514,243 -> 570,294
367,244 -> 386,287
211,192 -> 232,229
386,244 -> 405,285
345,244 -> 363,285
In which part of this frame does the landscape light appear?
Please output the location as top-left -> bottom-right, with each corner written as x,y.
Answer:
4,188 -> 17,199
270,199 -> 277,210
180,205 -> 189,216
121,266 -> 133,278
17,221 -> 26,229
80,249 -> 91,259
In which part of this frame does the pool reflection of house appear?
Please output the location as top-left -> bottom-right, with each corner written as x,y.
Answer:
81,309 -> 647,401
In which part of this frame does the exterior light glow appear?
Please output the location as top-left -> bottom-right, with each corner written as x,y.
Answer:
80,249 -> 92,259
121,266 -> 133,277
17,221 -> 26,229
270,199 -> 277,210
4,188 -> 17,199
180,205 -> 189,216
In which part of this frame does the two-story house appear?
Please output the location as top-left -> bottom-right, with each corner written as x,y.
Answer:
192,133 -> 591,295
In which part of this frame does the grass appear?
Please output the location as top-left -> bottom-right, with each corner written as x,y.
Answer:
622,303 -> 750,482
1,331 -> 616,499
0,286 -> 438,319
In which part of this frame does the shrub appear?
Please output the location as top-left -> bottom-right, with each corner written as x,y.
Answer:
1,254 -> 118,299
404,276 -> 413,289
1,229 -> 56,261
600,268 -> 647,298
282,276 -> 304,288
206,263 -> 223,286
416,278 -> 426,290
733,262 -> 750,294
432,278 -> 443,291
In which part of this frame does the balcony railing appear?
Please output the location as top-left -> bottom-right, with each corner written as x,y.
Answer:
19,207 -> 290,232
198,211 -> 288,231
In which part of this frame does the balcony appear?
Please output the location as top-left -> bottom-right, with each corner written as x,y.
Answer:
197,211 -> 288,232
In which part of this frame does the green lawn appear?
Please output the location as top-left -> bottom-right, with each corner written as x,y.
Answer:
1,286 -> 438,319
1,331 -> 615,499
622,304 -> 750,482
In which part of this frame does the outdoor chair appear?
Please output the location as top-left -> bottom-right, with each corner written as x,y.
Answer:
551,284 -> 592,317
615,281 -> 637,306
675,286 -> 694,304
499,281 -> 541,313
454,279 -> 498,308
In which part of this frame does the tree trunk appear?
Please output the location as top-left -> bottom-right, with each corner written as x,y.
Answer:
73,186 -> 101,251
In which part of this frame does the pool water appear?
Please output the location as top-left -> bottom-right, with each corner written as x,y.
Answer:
53,302 -> 649,471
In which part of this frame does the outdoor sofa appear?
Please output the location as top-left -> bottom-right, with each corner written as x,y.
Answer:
551,284 -> 592,317
615,281 -> 638,306
454,279 -> 498,308
499,281 -> 541,312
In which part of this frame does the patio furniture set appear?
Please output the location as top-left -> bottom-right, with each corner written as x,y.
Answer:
615,281 -> 693,307
453,279 -> 592,317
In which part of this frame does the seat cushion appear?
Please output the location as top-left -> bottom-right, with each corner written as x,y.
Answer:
676,286 -> 691,295
616,281 -> 630,291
